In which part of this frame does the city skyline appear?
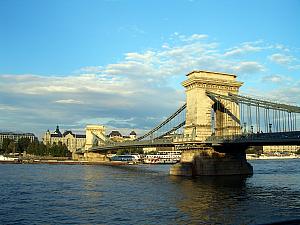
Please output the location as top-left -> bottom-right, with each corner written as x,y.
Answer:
1,0 -> 300,138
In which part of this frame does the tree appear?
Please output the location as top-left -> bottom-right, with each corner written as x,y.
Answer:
47,142 -> 70,157
17,138 -> 31,153
26,141 -> 39,155
1,138 -> 12,152
7,142 -> 16,154
25,140 -> 70,157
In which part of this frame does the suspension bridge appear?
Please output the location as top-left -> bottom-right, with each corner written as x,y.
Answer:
77,70 -> 300,176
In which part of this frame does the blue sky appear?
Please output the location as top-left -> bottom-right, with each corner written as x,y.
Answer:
1,0 -> 300,138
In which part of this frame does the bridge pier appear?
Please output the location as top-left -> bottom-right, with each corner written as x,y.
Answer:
72,151 -> 109,162
170,146 -> 253,176
83,152 -> 109,162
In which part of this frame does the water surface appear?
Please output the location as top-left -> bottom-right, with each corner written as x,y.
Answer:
0,159 -> 299,224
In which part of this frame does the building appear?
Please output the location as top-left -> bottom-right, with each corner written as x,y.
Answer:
129,131 -> 137,140
108,130 -> 123,142
43,126 -> 86,153
108,130 -> 137,142
263,145 -> 300,155
0,132 -> 37,148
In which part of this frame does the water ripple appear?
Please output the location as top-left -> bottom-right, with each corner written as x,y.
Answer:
0,160 -> 299,224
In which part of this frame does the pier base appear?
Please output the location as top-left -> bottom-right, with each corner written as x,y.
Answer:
170,149 -> 253,176
84,152 -> 109,162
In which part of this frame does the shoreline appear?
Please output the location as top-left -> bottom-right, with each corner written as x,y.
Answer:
246,155 -> 300,160
0,160 -> 130,166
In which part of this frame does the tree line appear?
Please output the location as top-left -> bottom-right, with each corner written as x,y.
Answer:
0,138 -> 71,157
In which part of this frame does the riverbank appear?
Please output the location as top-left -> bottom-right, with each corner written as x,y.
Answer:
0,160 -> 130,165
0,155 -> 129,165
246,154 -> 300,160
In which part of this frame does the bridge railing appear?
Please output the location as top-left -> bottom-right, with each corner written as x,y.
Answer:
205,131 -> 300,144
172,134 -> 200,143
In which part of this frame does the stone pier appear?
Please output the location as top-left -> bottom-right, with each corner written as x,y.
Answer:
170,147 -> 253,176
72,151 -> 109,162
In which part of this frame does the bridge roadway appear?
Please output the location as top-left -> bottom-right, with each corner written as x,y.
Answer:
206,131 -> 300,146
85,131 -> 300,153
89,138 -> 174,152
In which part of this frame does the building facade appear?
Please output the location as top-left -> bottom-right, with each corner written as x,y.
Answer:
263,145 -> 300,155
108,130 -> 137,142
43,126 -> 86,153
0,132 -> 37,148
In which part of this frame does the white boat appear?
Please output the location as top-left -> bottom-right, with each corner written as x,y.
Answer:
0,155 -> 20,163
109,154 -> 141,164
247,154 -> 300,160
144,151 -> 181,164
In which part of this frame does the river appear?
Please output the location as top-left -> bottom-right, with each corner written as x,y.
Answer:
0,159 -> 299,225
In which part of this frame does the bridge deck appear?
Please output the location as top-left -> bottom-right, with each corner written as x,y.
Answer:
206,131 -> 300,146
78,131 -> 300,154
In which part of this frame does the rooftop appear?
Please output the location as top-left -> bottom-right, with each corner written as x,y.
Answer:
108,131 -> 122,137
130,131 -> 137,135
186,70 -> 237,78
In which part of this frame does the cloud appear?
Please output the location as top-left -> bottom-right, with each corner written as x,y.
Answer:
54,99 -> 83,104
265,85 -> 300,105
183,34 -> 209,42
77,66 -> 103,73
262,75 -> 292,83
289,64 -> 300,70
233,61 -> 265,74
1,33 -> 300,137
269,53 -> 295,65
0,104 -> 20,111
224,41 -> 263,57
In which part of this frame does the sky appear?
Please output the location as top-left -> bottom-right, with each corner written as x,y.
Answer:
1,0 -> 300,138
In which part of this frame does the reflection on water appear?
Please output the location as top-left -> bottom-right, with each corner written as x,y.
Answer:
171,176 -> 252,224
0,160 -> 299,225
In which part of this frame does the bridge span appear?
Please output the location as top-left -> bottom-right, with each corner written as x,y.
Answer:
76,70 -> 300,176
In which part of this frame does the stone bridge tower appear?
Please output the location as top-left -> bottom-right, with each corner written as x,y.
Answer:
182,70 -> 243,141
170,71 -> 253,177
85,125 -> 106,150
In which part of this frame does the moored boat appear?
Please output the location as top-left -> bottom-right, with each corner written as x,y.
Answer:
0,155 -> 21,164
109,154 -> 141,164
144,151 -> 181,164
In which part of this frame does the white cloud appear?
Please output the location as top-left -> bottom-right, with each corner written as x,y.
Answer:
184,34 -> 209,41
262,75 -> 292,83
289,64 -> 300,70
265,85 -> 300,105
233,61 -> 265,74
0,104 -> 20,111
269,53 -> 295,65
77,66 -> 103,73
54,99 -> 83,104
1,33 -> 300,137
224,42 -> 263,57
273,44 -> 290,52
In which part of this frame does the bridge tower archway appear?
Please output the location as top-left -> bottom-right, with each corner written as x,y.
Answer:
182,71 -> 243,141
85,125 -> 106,150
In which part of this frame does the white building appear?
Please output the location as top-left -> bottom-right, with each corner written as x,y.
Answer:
263,145 -> 300,154
43,126 -> 86,153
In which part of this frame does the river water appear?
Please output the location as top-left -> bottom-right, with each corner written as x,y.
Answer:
0,159 -> 299,225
